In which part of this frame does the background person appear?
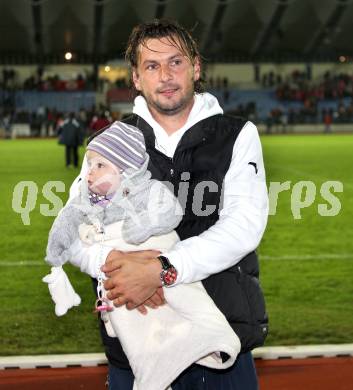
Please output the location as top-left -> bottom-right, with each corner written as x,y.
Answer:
58,112 -> 83,168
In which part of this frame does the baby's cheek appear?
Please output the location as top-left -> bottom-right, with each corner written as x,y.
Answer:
97,182 -> 112,194
101,175 -> 121,194
109,174 -> 121,192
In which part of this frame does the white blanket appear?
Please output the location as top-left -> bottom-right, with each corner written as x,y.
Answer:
44,221 -> 241,390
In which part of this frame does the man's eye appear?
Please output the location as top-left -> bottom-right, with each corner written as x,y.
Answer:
97,163 -> 104,168
146,64 -> 157,70
171,59 -> 182,66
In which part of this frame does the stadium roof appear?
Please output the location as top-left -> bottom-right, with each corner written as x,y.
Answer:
1,0 -> 353,64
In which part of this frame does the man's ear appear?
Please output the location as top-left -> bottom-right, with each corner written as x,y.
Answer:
132,68 -> 141,91
193,57 -> 201,82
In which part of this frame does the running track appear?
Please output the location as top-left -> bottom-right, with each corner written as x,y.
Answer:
0,357 -> 352,389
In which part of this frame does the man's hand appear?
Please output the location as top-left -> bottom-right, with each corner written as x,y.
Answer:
136,287 -> 166,315
102,249 -> 162,310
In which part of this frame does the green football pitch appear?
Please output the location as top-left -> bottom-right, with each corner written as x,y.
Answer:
1,134 -> 352,355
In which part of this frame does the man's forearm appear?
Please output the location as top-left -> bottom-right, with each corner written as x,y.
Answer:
164,121 -> 269,284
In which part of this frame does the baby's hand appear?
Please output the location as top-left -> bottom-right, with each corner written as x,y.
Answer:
42,266 -> 81,316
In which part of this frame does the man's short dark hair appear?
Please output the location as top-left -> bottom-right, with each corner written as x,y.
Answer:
125,19 -> 204,93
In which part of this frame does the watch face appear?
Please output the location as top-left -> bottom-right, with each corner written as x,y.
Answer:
158,256 -> 177,285
163,267 -> 177,286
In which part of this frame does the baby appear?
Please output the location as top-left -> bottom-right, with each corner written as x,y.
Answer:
43,121 -> 241,390
44,121 -> 181,314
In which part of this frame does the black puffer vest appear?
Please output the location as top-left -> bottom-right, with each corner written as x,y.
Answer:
90,114 -> 269,369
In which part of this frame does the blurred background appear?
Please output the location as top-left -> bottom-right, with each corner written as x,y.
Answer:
0,0 -> 352,361
2,0 -> 353,135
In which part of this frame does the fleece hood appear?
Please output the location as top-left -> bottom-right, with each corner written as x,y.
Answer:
132,92 -> 223,135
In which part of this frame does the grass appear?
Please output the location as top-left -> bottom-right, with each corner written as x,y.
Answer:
1,135 -> 353,355
259,134 -> 353,347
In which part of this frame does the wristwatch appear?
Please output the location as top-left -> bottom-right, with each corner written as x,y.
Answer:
157,255 -> 178,286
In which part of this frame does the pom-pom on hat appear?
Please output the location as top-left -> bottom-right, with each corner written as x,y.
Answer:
87,121 -> 146,172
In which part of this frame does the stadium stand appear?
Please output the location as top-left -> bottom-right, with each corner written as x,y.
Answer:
0,0 -> 353,138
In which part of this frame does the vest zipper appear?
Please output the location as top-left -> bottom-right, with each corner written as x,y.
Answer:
150,147 -> 175,177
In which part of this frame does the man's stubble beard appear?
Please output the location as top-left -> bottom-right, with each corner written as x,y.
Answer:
142,79 -> 195,116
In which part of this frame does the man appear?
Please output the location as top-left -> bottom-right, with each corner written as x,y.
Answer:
71,19 -> 268,389
58,112 -> 82,168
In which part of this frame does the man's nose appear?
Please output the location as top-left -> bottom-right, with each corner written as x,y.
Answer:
160,64 -> 172,82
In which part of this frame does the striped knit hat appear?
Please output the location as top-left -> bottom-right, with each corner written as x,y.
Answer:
87,121 -> 146,172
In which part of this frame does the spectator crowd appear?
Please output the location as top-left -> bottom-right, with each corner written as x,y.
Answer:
2,66 -> 353,138
275,70 -> 353,101
0,66 -> 98,91
0,104 -> 121,139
